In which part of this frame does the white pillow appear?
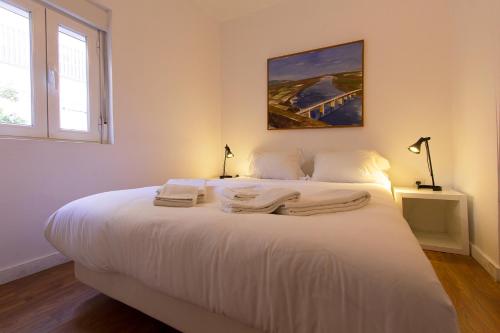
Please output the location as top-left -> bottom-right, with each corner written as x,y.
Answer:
249,150 -> 305,180
312,150 -> 390,183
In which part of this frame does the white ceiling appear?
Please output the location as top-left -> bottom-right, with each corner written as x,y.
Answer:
191,0 -> 286,22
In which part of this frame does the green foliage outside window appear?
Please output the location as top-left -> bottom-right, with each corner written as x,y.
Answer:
0,87 -> 26,125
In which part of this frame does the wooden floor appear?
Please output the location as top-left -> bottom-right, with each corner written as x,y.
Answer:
0,251 -> 498,333
0,263 -> 178,333
425,251 -> 500,333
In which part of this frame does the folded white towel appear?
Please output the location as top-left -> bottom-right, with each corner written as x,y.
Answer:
277,189 -> 370,216
156,189 -> 206,202
221,188 -> 300,214
157,179 -> 208,203
154,198 -> 196,207
221,186 -> 261,201
154,184 -> 199,207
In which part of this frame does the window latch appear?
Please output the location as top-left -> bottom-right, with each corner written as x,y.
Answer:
48,68 -> 58,91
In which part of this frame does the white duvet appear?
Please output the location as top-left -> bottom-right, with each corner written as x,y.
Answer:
45,178 -> 459,333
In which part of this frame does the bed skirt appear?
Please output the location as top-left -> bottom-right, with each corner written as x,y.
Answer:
75,263 -> 263,333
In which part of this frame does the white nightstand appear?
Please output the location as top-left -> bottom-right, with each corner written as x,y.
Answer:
393,187 -> 469,255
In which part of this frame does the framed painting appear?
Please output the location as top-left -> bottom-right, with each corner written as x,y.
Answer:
267,40 -> 364,130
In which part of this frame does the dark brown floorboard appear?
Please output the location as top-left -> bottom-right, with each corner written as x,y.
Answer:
0,251 -> 498,333
0,262 -> 178,333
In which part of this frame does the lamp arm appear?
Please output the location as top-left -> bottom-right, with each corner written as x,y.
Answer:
222,155 -> 227,177
424,140 -> 436,187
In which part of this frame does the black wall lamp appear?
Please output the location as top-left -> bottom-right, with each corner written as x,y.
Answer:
408,137 -> 442,191
220,144 -> 234,179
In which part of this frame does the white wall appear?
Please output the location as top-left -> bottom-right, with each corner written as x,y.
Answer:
0,0 -> 221,278
451,0 -> 500,274
221,0 -> 454,186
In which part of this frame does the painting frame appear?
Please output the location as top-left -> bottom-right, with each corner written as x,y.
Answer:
267,40 -> 364,130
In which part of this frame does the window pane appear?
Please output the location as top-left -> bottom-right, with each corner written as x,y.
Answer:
58,26 -> 88,132
0,2 -> 32,126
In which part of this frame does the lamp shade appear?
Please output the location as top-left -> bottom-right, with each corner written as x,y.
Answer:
225,144 -> 234,158
408,137 -> 429,154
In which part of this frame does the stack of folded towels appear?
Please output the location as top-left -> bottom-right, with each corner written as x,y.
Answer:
220,187 -> 370,215
154,179 -> 207,207
220,187 -> 300,214
276,189 -> 371,216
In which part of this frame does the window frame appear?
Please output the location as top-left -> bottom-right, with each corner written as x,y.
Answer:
0,0 -> 108,143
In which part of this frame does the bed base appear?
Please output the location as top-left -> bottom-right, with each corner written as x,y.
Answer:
75,263 -> 263,333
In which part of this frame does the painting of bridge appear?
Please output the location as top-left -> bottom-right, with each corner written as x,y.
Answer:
267,40 -> 364,129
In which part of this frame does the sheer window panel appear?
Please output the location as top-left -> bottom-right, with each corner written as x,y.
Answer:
0,0 -> 47,137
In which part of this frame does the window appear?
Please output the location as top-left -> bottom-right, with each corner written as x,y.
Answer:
0,0 -> 46,137
46,9 -> 102,141
0,4 -> 31,126
0,0 -> 109,142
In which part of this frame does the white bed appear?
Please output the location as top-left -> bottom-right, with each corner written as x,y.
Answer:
45,178 -> 459,333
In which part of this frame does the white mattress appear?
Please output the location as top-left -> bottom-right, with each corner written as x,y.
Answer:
45,178 -> 459,333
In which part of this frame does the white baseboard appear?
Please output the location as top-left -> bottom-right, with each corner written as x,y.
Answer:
0,252 -> 70,285
470,243 -> 500,282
